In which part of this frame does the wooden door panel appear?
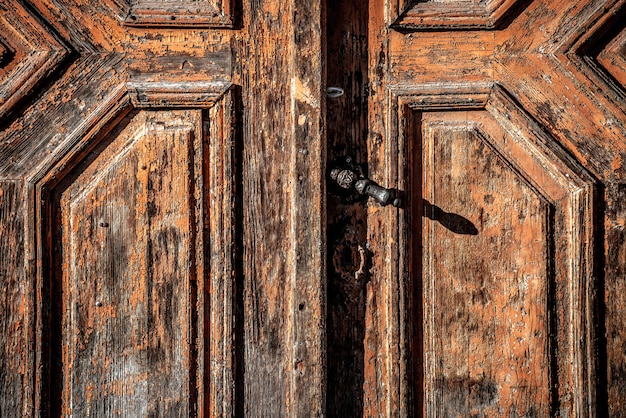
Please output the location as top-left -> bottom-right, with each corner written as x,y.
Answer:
0,180 -> 25,417
51,110 -> 200,416
0,0 -> 327,415
2,0 -> 626,415
359,0 -> 626,414
421,114 -> 551,415
27,90 -> 237,416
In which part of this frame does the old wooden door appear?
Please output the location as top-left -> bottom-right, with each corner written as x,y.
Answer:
0,0 -> 625,416
326,0 -> 625,416
0,0 -> 325,416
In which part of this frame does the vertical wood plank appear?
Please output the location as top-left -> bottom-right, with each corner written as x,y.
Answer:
238,3 -> 292,413
0,180 -> 26,417
367,0 -> 400,415
607,183 -> 626,416
291,1 -> 325,416
236,0 -> 324,415
207,91 -> 237,417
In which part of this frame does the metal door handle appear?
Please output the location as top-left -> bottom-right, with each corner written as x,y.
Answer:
329,157 -> 401,207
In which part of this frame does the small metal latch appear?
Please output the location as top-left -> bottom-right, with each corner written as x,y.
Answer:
329,156 -> 401,207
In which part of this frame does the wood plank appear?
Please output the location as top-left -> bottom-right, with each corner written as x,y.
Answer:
0,54 -> 126,179
125,0 -> 233,27
391,0 -> 522,30
0,180 -> 26,417
607,191 -> 626,415
390,30 -> 494,86
235,0 -> 324,415
206,91 -> 237,417
290,1 -> 325,416
366,0 -> 401,415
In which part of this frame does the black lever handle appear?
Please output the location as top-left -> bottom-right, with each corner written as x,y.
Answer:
329,158 -> 401,207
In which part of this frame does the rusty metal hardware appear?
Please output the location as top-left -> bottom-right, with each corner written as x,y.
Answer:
329,156 -> 401,207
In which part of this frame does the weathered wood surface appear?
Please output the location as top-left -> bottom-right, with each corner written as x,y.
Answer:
422,117 -> 551,415
0,0 -> 69,121
1,0 -> 240,414
0,0 -> 625,416
363,0 -> 623,415
0,181 -> 26,417
412,105 -> 596,415
235,0 -> 325,415
124,0 -> 233,27
51,110 -> 202,416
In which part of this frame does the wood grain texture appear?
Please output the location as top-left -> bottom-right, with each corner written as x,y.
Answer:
27,99 -> 238,416
492,0 -> 626,181
125,0 -> 233,27
237,2 -> 292,413
421,118 -> 551,416
380,0 -> 626,413
206,90 -> 238,417
1,0 -> 625,415
0,0 -> 69,120
0,53 -> 126,179
392,0 -> 523,30
597,24 -> 626,88
0,180 -> 26,417
290,1 -> 325,416
606,188 -> 626,415
28,0 -> 126,52
235,0 -> 324,415
124,28 -> 232,91
51,110 -> 200,417
379,84 -> 598,416
363,0 -> 403,415
3,0 -> 320,415
390,30 -> 494,86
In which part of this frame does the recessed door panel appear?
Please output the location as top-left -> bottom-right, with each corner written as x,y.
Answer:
51,110 -> 202,417
421,115 -> 551,415
394,92 -> 597,415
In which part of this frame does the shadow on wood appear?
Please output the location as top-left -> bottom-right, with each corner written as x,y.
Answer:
422,199 -> 478,235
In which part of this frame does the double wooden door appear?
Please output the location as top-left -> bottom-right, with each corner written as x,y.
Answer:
0,0 -> 625,416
